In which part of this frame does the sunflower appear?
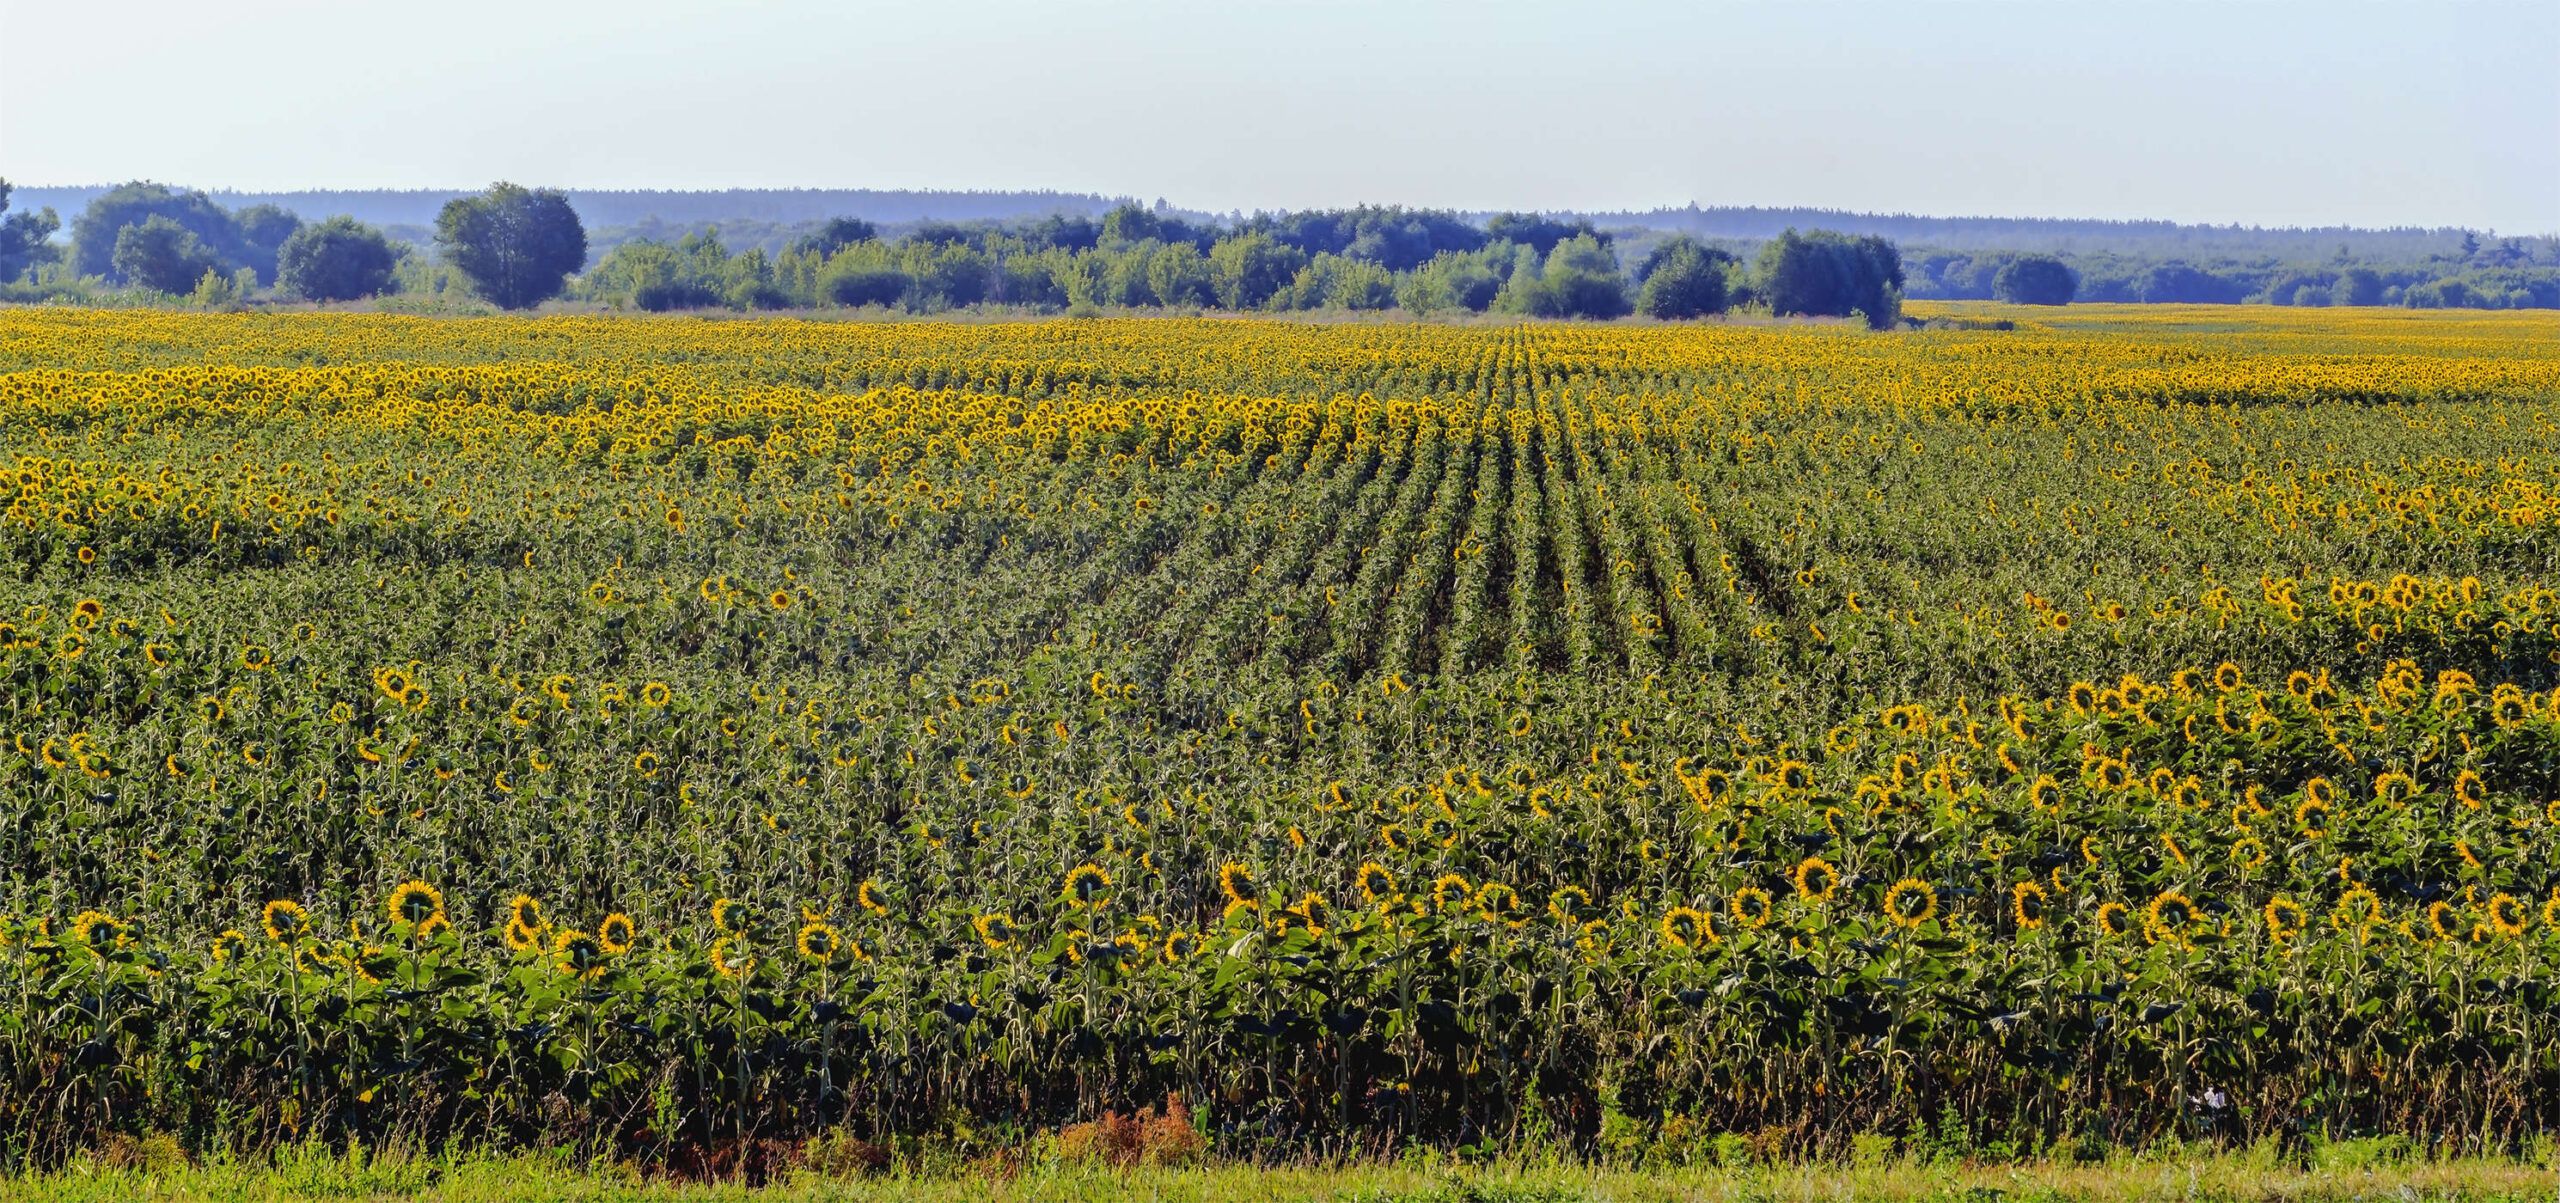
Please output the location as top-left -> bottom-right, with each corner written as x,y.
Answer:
262,899 -> 313,944
595,913 -> 636,955
1429,872 -> 1473,914
2010,880 -> 2048,931
69,909 -> 127,950
640,681 -> 673,708
2295,797 -> 2329,838
1475,883 -> 1524,926
1883,879 -> 1936,929
554,929 -> 609,980
2426,900 -> 2461,942
1729,887 -> 1773,929
2096,902 -> 2134,938
2144,890 -> 2198,944
2263,897 -> 2305,943
1214,862 -> 1260,910
1162,930 -> 1197,963
386,880 -> 446,929
1356,862 -> 1398,907
2452,769 -> 2487,810
2213,662 -> 2244,692
1790,857 -> 1838,904
1659,905 -> 1719,950
1774,760 -> 1812,793
858,879 -> 890,917
1063,863 -> 1113,908
711,897 -> 752,937
2028,775 -> 2063,813
769,590 -> 794,611
796,921 -> 843,964
2485,893 -> 2527,938
973,912 -> 1016,948
1549,885 -> 1594,925
709,936 -> 754,979
1507,711 -> 1532,738
2373,771 -> 2418,807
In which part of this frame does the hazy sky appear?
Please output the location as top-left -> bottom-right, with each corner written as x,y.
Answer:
4,0 -> 2554,231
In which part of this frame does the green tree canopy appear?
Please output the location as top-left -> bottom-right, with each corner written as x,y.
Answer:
1991,254 -> 2076,305
276,216 -> 400,302
111,216 -> 223,294
1634,235 -> 1735,319
0,180 -> 62,283
71,182 -> 266,284
435,183 -> 588,310
1755,228 -> 1904,328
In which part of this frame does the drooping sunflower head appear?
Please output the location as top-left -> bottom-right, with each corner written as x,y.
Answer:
69,909 -> 127,951
1549,885 -> 1595,926
1884,879 -> 1937,929
262,899 -> 313,945
858,879 -> 890,916
1063,863 -> 1113,908
597,913 -> 636,955
1791,857 -> 1838,904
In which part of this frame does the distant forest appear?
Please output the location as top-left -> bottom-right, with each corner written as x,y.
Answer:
4,181 -> 2555,316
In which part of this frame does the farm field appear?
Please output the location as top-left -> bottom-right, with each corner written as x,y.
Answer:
4,304 -> 2560,1171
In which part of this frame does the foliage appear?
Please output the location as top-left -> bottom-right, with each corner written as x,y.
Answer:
0,182 -> 60,284
1633,237 -> 1734,320
1991,255 -> 2075,306
434,183 -> 590,310
276,217 -> 402,303
108,217 -> 223,295
1756,229 -> 1904,328
2,307 -> 2559,1170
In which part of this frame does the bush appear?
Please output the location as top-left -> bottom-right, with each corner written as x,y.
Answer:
1991,255 -> 2075,305
828,267 -> 912,309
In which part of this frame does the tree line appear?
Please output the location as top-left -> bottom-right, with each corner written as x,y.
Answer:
6,179 -> 2549,319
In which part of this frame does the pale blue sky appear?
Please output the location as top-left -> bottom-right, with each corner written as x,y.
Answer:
3,0 -> 2553,231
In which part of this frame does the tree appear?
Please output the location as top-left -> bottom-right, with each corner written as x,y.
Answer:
0,180 -> 61,283
276,217 -> 400,301
112,216 -> 222,294
435,183 -> 588,310
795,217 -> 877,260
1991,254 -> 2075,305
1484,213 -> 1606,257
1499,235 -> 1630,319
1755,228 -> 1904,328
232,204 -> 303,286
71,182 -> 260,283
2337,267 -> 2385,306
1208,233 -> 1305,310
1634,236 -> 1734,319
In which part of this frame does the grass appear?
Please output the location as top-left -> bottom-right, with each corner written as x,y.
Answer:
5,1146 -> 2554,1203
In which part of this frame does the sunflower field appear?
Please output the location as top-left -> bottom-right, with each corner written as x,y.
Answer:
4,304 -> 2560,1167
